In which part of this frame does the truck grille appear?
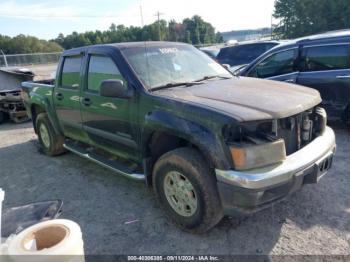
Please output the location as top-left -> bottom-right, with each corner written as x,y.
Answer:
275,108 -> 326,155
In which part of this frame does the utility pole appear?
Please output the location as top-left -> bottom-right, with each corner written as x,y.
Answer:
271,15 -> 273,39
154,11 -> 164,41
140,5 -> 144,27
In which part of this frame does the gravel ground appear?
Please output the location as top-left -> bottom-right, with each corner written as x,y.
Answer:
0,121 -> 349,255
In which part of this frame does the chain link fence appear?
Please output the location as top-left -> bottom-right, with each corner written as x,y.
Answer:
0,52 -> 61,67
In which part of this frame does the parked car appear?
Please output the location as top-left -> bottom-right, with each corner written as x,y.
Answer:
217,41 -> 280,72
199,47 -> 220,59
22,42 -> 335,233
240,30 -> 350,121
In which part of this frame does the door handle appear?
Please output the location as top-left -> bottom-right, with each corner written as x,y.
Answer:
336,75 -> 350,79
82,98 -> 92,106
55,93 -> 64,100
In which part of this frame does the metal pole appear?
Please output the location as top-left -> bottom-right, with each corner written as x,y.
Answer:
140,5 -> 144,27
157,11 -> 161,41
271,15 -> 273,39
0,49 -> 8,67
154,11 -> 164,41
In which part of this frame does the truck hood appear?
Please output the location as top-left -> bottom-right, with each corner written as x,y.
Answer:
153,77 -> 321,122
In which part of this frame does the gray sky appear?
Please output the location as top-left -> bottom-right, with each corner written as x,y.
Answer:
0,0 -> 276,39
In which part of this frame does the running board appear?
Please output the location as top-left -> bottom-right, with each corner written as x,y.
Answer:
63,141 -> 145,181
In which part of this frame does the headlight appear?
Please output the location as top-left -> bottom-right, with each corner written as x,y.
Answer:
230,139 -> 286,171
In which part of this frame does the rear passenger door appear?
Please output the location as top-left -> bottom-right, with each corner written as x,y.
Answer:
80,51 -> 138,162
297,44 -> 350,116
54,54 -> 88,142
247,48 -> 300,83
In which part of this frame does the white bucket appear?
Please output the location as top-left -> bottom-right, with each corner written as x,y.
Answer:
6,219 -> 84,262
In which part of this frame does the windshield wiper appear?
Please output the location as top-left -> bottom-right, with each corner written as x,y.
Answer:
150,81 -> 202,91
192,75 -> 231,82
150,75 -> 231,92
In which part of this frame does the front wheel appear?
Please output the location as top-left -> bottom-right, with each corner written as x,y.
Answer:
36,113 -> 65,156
153,148 -> 223,233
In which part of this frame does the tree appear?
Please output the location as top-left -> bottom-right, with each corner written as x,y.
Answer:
168,20 -> 185,42
182,16 -> 218,45
53,15 -> 221,49
274,0 -> 350,39
1,15 -> 221,54
0,34 -> 63,54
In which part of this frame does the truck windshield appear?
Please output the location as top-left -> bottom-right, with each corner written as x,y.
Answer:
122,44 -> 232,90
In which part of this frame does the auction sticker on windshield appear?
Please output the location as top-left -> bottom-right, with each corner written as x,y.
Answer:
159,48 -> 179,54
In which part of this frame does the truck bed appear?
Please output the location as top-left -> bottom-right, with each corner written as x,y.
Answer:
21,79 -> 55,92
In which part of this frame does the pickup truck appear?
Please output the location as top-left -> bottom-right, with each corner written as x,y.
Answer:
22,42 -> 336,233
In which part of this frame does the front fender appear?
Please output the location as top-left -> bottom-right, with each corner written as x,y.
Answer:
143,110 -> 231,170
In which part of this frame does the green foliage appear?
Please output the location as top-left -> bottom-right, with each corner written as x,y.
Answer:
54,15 -> 222,49
0,16 -> 222,53
0,34 -> 63,54
273,0 -> 350,39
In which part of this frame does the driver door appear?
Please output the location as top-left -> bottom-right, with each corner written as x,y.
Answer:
80,51 -> 138,161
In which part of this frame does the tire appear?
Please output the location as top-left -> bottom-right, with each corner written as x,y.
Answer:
36,113 -> 65,156
153,147 -> 223,233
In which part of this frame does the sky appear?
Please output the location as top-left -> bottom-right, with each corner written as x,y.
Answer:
0,0 -> 276,40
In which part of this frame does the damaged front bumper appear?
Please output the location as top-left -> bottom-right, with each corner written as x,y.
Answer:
215,126 -> 336,215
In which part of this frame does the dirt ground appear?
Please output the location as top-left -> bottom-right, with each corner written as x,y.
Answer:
0,121 -> 349,255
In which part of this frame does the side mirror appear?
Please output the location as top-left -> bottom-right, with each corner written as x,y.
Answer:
99,79 -> 133,99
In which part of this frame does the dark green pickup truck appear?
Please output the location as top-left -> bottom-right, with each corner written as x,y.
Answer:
22,42 -> 336,233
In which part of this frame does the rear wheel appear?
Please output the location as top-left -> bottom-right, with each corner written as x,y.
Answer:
36,113 -> 65,156
153,148 -> 223,233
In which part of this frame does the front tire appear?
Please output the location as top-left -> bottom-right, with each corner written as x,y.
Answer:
153,148 -> 223,233
36,113 -> 65,156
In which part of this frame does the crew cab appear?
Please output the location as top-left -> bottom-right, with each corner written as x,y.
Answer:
21,42 -> 336,233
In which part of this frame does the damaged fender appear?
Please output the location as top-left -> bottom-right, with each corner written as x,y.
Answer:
143,110 -> 232,171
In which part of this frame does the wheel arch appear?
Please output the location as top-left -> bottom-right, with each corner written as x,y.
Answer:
30,100 -> 62,135
142,111 -> 231,185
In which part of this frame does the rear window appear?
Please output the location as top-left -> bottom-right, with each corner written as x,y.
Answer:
301,44 -> 350,72
61,56 -> 82,89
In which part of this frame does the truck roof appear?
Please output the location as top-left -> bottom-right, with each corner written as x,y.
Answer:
63,41 -> 190,56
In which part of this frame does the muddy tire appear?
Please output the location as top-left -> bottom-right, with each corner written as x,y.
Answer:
36,113 -> 65,156
153,147 -> 223,233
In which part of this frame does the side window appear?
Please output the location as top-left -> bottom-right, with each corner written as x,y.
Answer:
61,56 -> 82,89
248,49 -> 297,78
87,55 -> 125,92
301,45 -> 350,72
